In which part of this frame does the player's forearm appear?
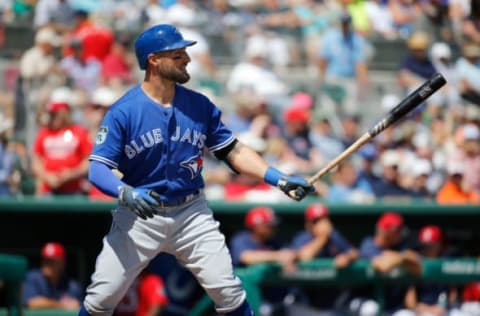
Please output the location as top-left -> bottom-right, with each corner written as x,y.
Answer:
27,296 -> 64,309
297,236 -> 329,261
89,160 -> 126,197
226,142 -> 269,181
240,250 -> 284,265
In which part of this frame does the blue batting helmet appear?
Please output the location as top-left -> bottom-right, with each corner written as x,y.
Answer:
134,24 -> 196,70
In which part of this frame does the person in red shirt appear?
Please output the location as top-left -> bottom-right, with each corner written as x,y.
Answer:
101,33 -> 136,86
64,10 -> 113,62
114,269 -> 168,316
32,101 -> 92,195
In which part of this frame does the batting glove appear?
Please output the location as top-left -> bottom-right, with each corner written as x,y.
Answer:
119,186 -> 161,220
264,166 -> 314,201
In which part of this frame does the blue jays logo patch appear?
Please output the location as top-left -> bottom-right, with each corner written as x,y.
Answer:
180,154 -> 203,179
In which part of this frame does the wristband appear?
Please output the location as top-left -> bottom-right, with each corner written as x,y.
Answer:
264,166 -> 284,186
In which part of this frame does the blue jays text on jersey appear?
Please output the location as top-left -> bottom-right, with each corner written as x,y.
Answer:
89,84 -> 234,202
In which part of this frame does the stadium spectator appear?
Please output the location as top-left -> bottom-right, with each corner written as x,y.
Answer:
60,39 -> 102,95
140,0 -> 167,27
114,267 -> 168,316
291,203 -> 358,266
398,32 -> 437,93
351,212 -> 421,315
449,124 -> 480,193
22,242 -> 82,310
32,101 -> 92,195
326,159 -> 375,203
455,43 -> 480,106
317,12 -> 369,116
401,225 -> 461,316
289,203 -> 358,313
0,113 -> 18,196
388,0 -> 420,38
309,112 -> 344,163
365,0 -> 397,39
33,0 -> 76,32
462,0 -> 480,44
340,114 -> 361,148
226,35 -> 289,106
64,9 -> 114,62
436,158 -> 480,204
429,42 -> 461,108
281,105 -> 321,174
19,27 -> 60,86
230,206 -> 297,315
356,143 -> 382,190
230,206 -> 297,269
373,150 -> 415,200
409,159 -> 434,199
101,33 -> 136,87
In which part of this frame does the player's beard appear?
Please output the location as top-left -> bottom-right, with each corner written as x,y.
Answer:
159,63 -> 190,84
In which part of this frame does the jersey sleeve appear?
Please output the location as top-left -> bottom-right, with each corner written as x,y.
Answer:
89,108 -> 125,169
205,103 -> 235,153
139,275 -> 168,307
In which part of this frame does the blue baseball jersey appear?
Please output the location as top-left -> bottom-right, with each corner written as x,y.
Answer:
90,84 -> 234,201
290,229 -> 353,258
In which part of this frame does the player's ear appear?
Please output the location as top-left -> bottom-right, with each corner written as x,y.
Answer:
147,53 -> 159,69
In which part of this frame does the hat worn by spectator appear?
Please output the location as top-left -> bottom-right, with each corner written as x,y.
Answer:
91,87 -> 117,107
463,124 -> 480,141
283,107 -> 310,124
377,212 -> 404,232
305,203 -> 329,221
381,150 -> 400,167
290,92 -> 313,110
419,225 -> 443,244
358,143 -> 377,161
47,102 -> 70,112
408,32 -> 430,50
430,42 -> 452,60
41,242 -> 66,260
446,160 -> 465,175
245,206 -> 278,228
412,159 -> 432,177
35,27 -> 60,46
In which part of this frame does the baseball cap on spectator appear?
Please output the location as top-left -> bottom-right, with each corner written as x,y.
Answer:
412,159 -> 432,177
283,107 -> 310,124
377,212 -> 404,232
237,132 -> 267,153
430,42 -> 451,60
407,32 -> 430,50
381,94 -> 400,113
245,37 -> 268,59
41,242 -> 66,260
446,160 -> 465,175
305,203 -> 329,221
463,124 -> 480,141
358,143 -> 377,161
50,86 -> 73,104
462,43 -> 480,58
419,225 -> 443,244
290,92 -> 313,111
47,102 -> 70,112
91,87 -> 117,107
35,27 -> 60,46
245,206 -> 278,228
167,3 -> 196,27
380,150 -> 400,167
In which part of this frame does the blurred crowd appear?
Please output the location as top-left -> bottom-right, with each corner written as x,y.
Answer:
0,0 -> 478,204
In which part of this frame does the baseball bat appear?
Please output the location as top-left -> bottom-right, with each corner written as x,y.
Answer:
304,72 -> 446,187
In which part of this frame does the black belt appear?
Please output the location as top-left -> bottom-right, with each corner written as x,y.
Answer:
155,190 -> 200,208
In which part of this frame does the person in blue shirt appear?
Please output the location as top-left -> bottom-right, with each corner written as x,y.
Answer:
401,225 -> 461,316
230,206 -> 297,315
22,242 -> 82,310
350,212 -> 421,315
326,160 -> 375,203
290,203 -> 358,313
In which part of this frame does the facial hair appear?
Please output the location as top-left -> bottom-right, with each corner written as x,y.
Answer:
158,62 -> 190,84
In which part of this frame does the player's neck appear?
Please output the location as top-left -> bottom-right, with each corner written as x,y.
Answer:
141,78 -> 175,107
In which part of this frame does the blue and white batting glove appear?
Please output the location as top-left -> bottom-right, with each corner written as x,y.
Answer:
264,166 -> 314,201
119,186 -> 161,220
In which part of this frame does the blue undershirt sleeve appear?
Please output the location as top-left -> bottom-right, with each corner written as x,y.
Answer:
88,160 -> 126,197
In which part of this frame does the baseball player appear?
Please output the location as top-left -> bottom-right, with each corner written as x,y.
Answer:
78,24 -> 314,316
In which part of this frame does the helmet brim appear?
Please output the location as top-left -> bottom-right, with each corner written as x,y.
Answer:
160,39 -> 197,52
